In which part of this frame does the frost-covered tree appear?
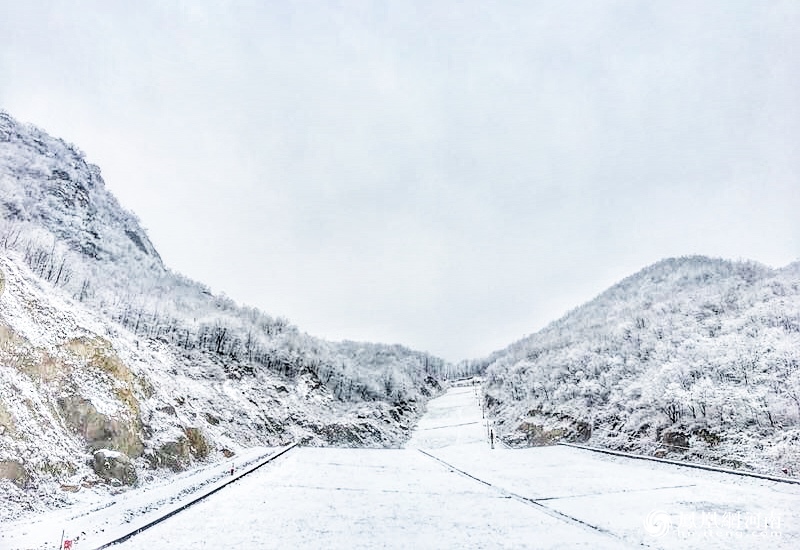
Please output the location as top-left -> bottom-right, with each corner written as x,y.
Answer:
483,256 -> 800,477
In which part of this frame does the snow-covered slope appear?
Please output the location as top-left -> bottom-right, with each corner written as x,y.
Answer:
0,112 -> 162,268
483,256 -> 800,477
0,111 -> 446,521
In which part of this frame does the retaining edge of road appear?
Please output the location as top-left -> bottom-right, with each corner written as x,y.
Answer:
558,442 -> 800,485
92,441 -> 298,549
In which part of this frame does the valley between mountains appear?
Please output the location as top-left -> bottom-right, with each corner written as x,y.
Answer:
0,111 -> 798,535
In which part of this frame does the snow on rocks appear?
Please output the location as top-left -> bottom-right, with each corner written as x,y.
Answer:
92,449 -> 136,486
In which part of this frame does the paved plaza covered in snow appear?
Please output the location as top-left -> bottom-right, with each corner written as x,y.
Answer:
115,386 -> 799,549
4,386 -> 798,549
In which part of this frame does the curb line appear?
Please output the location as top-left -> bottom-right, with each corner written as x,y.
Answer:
92,442 -> 298,549
558,442 -> 800,485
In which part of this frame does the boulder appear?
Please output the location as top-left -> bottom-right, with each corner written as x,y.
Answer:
516,422 -> 565,446
57,396 -> 144,457
146,438 -> 191,472
0,399 -> 16,437
92,449 -> 137,485
692,427 -> 721,446
661,430 -> 690,450
184,427 -> 211,459
0,460 -> 29,487
513,415 -> 591,446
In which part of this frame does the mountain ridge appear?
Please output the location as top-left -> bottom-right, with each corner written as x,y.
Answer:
0,111 -> 162,267
483,254 -> 800,477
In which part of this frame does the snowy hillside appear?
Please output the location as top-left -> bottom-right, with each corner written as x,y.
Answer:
483,256 -> 800,477
0,111 -> 446,521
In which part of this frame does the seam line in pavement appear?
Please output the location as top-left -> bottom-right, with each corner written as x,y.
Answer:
417,449 -> 644,549
531,484 -> 697,502
419,421 -> 481,431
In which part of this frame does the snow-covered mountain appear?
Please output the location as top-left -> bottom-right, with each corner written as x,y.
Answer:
0,111 -> 446,520
4,108 -> 797,525
483,256 -> 800,477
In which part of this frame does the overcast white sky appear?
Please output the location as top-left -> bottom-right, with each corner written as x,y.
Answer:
1,1 -> 798,361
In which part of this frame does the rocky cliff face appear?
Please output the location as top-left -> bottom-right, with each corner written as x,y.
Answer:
0,112 -> 161,267
0,112 -> 445,521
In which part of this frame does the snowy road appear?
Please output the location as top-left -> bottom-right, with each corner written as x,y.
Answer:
4,386 -> 798,549
111,386 -> 798,549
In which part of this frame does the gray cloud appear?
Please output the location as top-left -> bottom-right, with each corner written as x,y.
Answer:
1,0 -> 798,360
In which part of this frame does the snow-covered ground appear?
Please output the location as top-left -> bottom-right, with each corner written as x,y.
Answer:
3,386 -> 798,549
0,446 -> 283,550
417,388 -> 800,548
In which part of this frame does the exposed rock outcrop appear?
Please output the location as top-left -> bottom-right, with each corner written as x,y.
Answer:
0,460 -> 29,487
57,396 -> 144,457
92,449 -> 137,486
